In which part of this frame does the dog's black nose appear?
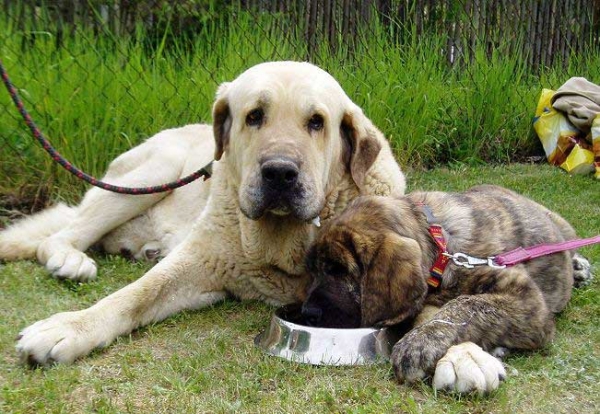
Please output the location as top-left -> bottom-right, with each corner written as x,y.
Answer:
261,159 -> 299,190
301,304 -> 322,326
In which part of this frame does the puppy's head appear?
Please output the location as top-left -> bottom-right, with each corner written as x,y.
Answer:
212,61 -> 384,222
301,196 -> 428,328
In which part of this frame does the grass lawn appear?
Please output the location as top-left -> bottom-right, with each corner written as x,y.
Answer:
1,163 -> 599,413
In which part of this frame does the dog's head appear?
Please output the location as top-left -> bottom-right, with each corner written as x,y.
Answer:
301,196 -> 428,328
212,61 -> 386,222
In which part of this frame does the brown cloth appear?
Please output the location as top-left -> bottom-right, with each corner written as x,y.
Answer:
551,77 -> 600,134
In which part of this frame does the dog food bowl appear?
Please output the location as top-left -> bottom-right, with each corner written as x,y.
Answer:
254,304 -> 401,366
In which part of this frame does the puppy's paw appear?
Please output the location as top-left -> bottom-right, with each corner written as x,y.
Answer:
572,253 -> 593,288
45,250 -> 97,282
391,329 -> 449,384
16,311 -> 102,366
432,342 -> 506,395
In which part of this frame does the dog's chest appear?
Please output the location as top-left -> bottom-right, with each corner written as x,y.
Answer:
228,226 -> 313,304
238,216 -> 313,276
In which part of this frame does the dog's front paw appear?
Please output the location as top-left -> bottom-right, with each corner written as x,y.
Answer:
44,250 -> 97,281
432,342 -> 506,394
391,329 -> 450,384
16,311 -> 102,366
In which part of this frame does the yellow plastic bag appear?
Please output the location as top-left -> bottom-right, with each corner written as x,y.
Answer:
533,89 -> 595,174
559,144 -> 595,175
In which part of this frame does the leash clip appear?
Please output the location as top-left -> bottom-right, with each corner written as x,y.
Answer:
444,252 -> 506,269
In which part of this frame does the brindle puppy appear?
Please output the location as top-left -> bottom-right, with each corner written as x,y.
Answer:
302,185 -> 592,394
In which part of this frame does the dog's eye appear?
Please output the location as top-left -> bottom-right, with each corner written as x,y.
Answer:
323,260 -> 346,277
308,114 -> 324,132
246,109 -> 264,127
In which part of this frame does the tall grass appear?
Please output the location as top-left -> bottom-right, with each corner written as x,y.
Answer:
1,11 -> 599,201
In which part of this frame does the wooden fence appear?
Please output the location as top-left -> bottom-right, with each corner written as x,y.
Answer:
4,0 -> 600,69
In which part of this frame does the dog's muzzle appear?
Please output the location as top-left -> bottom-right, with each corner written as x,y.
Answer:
260,158 -> 303,215
240,156 -> 322,221
244,157 -> 304,216
261,158 -> 299,194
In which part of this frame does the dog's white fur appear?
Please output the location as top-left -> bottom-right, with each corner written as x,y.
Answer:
8,61 -> 407,365
433,342 -> 506,394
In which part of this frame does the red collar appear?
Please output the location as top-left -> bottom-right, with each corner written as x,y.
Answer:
426,223 -> 450,288
420,204 -> 450,288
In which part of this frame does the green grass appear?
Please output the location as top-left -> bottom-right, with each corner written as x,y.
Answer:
1,164 -> 599,413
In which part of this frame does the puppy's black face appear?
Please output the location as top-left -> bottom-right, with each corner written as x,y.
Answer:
301,196 -> 429,329
302,239 -> 363,328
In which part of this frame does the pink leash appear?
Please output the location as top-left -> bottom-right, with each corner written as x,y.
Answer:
494,235 -> 600,267
421,202 -> 599,276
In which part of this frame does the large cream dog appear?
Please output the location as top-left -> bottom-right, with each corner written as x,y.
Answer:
7,61 -> 407,365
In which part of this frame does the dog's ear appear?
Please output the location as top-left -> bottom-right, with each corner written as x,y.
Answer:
341,105 -> 383,191
360,233 -> 428,327
212,82 -> 232,161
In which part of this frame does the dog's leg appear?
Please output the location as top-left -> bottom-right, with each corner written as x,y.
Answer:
391,267 -> 553,394
37,188 -> 165,281
36,153 -> 183,281
0,203 -> 76,261
16,235 -> 228,365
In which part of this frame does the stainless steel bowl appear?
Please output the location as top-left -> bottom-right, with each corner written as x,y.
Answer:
254,304 -> 401,366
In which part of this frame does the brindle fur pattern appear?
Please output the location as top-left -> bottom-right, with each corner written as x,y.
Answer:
303,185 -> 582,386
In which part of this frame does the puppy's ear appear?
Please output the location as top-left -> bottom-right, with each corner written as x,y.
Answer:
360,233 -> 428,327
212,82 -> 232,161
341,105 -> 382,191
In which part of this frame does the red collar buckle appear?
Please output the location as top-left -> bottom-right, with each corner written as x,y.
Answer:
427,223 -> 450,288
